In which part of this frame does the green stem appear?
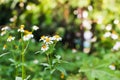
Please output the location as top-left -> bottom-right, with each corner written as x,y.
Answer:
47,54 -> 52,80
21,40 -> 29,80
22,53 -> 25,80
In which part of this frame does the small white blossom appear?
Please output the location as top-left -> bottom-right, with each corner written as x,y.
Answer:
19,2 -> 24,8
1,26 -> 10,31
112,41 -> 120,51
23,34 -> 34,41
111,33 -> 118,40
7,36 -> 15,42
88,5 -> 93,11
26,5 -> 32,10
73,10 -> 78,15
72,48 -> 77,53
0,31 -> 6,36
109,64 -> 116,70
83,48 -> 90,53
33,59 -> 39,64
41,44 -> 49,52
32,25 -> 39,31
18,25 -> 25,32
40,35 -> 46,41
43,36 -> 53,44
105,24 -> 112,31
83,11 -> 88,18
103,32 -> 111,38
84,31 -> 93,40
82,20 -> 91,30
114,19 -> 119,24
52,35 -> 62,41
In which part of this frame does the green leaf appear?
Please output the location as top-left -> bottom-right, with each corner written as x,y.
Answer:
56,66 -> 67,75
15,76 -> 22,80
0,52 -> 10,57
50,69 -> 56,74
40,63 -> 50,67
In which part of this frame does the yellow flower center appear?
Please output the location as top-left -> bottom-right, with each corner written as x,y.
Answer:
42,45 -> 47,48
46,38 -> 50,42
20,25 -> 24,29
24,30 -> 32,34
8,36 -> 12,39
55,35 -> 60,38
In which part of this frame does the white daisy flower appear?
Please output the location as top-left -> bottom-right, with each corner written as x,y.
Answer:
32,25 -> 39,31
40,35 -> 46,41
26,5 -> 32,10
109,64 -> 116,70
1,26 -> 10,31
105,24 -> 112,31
7,36 -> 15,42
43,36 -> 53,44
111,33 -> 118,40
18,25 -> 25,32
52,35 -> 62,41
23,34 -> 34,41
84,31 -> 93,40
114,19 -> 119,24
88,5 -> 93,11
0,31 -> 6,36
41,44 -> 49,52
103,32 -> 111,38
112,41 -> 120,51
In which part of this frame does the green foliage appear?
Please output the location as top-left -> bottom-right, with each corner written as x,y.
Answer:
0,0 -> 120,80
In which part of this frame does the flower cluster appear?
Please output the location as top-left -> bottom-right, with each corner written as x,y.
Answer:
7,36 -> 15,42
18,25 -> 25,32
0,26 -> 10,36
18,25 -> 39,41
40,35 -> 62,52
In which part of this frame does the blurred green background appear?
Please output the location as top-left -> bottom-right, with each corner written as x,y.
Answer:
0,0 -> 120,80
